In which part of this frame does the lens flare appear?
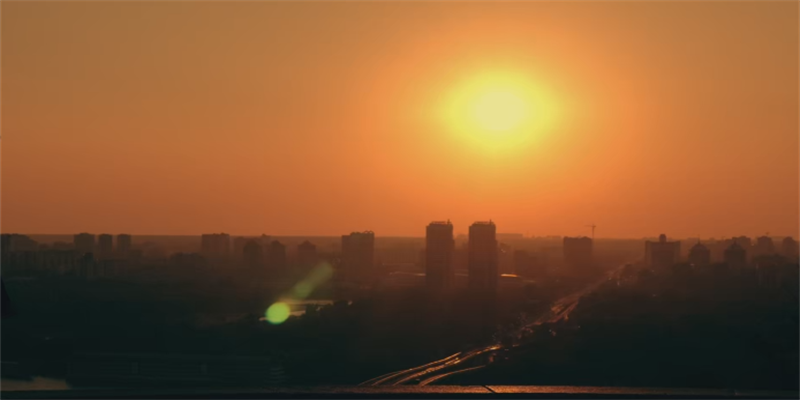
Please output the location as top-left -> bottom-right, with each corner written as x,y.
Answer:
291,262 -> 334,299
265,302 -> 291,325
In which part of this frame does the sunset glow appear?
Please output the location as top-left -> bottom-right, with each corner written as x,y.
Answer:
2,2 -> 797,237
441,71 -> 559,152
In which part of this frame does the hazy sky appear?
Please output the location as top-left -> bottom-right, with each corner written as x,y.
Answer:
2,1 -> 798,238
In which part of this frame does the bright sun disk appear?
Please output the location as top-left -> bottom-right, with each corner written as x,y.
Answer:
440,70 -> 555,153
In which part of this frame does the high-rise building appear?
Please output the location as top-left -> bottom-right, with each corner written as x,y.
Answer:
644,234 -> 681,269
688,241 -> 710,267
425,221 -> 455,291
781,237 -> 799,260
468,221 -> 498,292
563,236 -> 593,270
117,234 -> 132,256
1,234 -> 38,252
243,240 -> 263,268
297,240 -> 318,269
753,236 -> 775,258
74,233 -> 96,256
724,240 -> 747,268
201,233 -> 230,257
341,231 -> 375,284
266,240 -> 287,269
97,234 -> 113,259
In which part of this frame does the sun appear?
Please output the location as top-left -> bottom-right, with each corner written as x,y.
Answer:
471,89 -> 530,133
439,70 -> 556,152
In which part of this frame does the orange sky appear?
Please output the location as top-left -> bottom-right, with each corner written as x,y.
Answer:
2,1 -> 798,238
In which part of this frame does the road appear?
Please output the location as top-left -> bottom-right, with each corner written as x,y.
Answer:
360,266 -> 625,386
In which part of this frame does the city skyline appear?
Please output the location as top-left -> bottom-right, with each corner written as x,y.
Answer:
8,229 -> 799,242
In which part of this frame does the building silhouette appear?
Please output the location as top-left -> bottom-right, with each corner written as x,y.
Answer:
97,234 -> 113,259
341,231 -> 375,284
563,236 -> 593,271
688,241 -> 711,267
1,234 -> 38,252
170,252 -> 207,269
781,237 -> 799,259
233,237 -> 249,258
425,221 -> 455,291
266,240 -> 287,269
645,234 -> 680,269
201,233 -> 230,257
724,240 -> 747,268
468,221 -> 498,293
753,236 -> 775,258
297,240 -> 318,269
243,240 -> 263,268
74,233 -> 96,256
117,234 -> 132,256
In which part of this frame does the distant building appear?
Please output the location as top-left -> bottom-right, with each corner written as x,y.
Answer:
117,234 -> 132,256
687,241 -> 710,267
425,221 -> 455,291
376,245 -> 421,268
496,233 -> 524,242
297,241 -> 318,269
468,221 -> 498,293
513,250 -> 538,278
724,240 -> 747,268
341,231 -> 375,284
498,243 -> 514,275
97,234 -> 113,259
243,240 -> 263,268
170,252 -> 207,269
753,236 -> 775,258
74,233 -> 96,256
53,241 -> 73,251
233,237 -> 250,258
563,236 -> 593,270
644,234 -> 680,269
1,234 -> 38,252
781,237 -> 799,260
266,241 -> 286,269
201,233 -> 230,257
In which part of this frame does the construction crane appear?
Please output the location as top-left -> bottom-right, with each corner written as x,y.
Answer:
586,224 -> 596,239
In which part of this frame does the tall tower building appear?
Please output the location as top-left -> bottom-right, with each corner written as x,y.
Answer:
341,231 -> 375,284
266,241 -> 287,269
468,221 -> 498,293
724,241 -> 747,268
688,241 -> 711,267
425,221 -> 455,291
753,236 -> 776,258
117,234 -> 132,257
201,233 -> 231,257
781,237 -> 799,260
297,241 -> 318,269
73,233 -> 96,256
97,234 -> 113,259
645,234 -> 681,269
243,240 -> 263,268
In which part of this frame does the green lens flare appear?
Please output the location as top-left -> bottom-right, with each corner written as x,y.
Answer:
265,302 -> 291,325
290,263 -> 334,299
293,282 -> 313,299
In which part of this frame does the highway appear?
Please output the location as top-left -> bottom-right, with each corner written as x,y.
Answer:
360,266 -> 625,387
